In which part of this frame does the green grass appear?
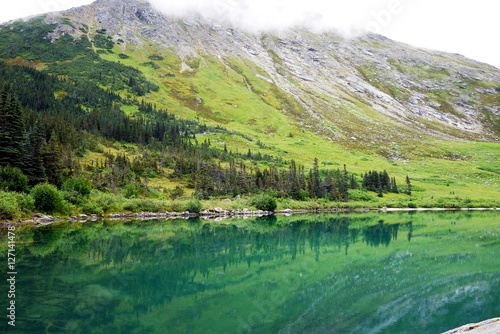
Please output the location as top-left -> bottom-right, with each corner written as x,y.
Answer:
1,18 -> 499,208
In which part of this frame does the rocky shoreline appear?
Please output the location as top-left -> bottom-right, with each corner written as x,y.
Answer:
0,207 -> 498,228
442,318 -> 500,333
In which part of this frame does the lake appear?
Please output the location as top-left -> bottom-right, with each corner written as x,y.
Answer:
1,211 -> 499,334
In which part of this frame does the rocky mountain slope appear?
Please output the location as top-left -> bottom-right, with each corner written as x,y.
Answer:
2,0 -> 500,159
44,0 -> 500,140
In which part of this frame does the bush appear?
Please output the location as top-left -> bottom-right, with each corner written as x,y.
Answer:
407,202 -> 417,208
141,199 -> 166,212
80,190 -> 122,215
123,184 -> 139,199
184,199 -> 202,213
253,195 -> 277,212
14,192 -> 35,212
0,166 -> 28,193
169,186 -> 184,200
292,189 -> 309,201
31,183 -> 63,213
148,54 -> 164,61
62,176 -> 92,196
348,189 -> 375,202
0,191 -> 21,219
81,200 -> 104,215
165,200 -> 183,212
92,191 -> 121,212
123,199 -> 140,212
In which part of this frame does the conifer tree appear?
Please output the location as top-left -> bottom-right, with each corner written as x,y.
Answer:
321,172 -> 333,199
312,158 -> 321,198
342,164 -> 349,201
391,177 -> 398,193
43,130 -> 64,186
350,174 -> 358,189
405,175 -> 411,195
289,160 -> 301,200
0,85 -> 25,168
307,170 -> 314,197
22,119 -> 46,185
381,170 -> 391,191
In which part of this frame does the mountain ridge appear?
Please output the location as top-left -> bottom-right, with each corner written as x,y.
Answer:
1,0 -> 500,159
0,0 -> 499,215
30,0 -> 499,146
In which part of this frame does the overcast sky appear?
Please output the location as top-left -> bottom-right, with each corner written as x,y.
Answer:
1,0 -> 499,68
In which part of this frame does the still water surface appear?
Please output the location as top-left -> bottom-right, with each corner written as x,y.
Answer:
1,211 -> 499,334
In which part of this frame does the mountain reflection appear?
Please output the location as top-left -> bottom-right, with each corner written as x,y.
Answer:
3,211 -> 498,334
21,216 -> 413,303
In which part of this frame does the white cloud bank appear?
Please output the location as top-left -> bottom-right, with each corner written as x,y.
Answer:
150,0 -> 394,35
149,0 -> 500,68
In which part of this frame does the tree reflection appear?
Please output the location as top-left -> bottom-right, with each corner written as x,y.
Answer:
11,215 -> 414,332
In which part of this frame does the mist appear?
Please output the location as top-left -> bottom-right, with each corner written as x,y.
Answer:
1,0 -> 498,68
148,0 -> 500,68
148,0 -> 392,35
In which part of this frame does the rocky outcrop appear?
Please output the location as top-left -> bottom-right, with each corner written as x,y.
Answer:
442,318 -> 500,334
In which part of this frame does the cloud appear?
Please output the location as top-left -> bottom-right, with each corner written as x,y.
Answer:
1,0 -> 498,68
148,0 -> 500,68
149,0 -> 392,35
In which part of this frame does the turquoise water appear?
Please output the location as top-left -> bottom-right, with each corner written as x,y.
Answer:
1,211 -> 499,333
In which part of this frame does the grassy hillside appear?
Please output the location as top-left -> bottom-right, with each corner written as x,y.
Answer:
97,38 -> 500,202
0,16 -> 498,219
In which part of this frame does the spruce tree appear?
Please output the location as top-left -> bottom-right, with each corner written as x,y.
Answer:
342,164 -> 349,201
312,158 -> 321,198
43,130 -> 64,186
22,120 -> 46,185
350,174 -> 358,189
381,170 -> 391,191
0,85 -> 25,168
391,177 -> 399,193
405,175 -> 411,195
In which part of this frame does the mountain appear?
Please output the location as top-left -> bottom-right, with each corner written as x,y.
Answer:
0,0 -> 499,207
42,0 -> 500,146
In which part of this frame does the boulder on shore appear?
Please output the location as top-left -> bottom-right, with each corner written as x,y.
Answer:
441,318 -> 500,334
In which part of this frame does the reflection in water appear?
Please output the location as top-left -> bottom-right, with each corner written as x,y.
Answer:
1,211 -> 499,334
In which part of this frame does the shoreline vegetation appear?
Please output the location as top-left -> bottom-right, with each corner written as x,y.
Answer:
0,35 -> 498,228
1,204 -> 498,227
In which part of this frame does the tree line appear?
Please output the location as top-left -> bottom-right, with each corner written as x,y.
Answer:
0,63 -> 407,204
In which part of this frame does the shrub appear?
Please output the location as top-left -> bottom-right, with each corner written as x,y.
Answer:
184,199 -> 202,213
348,189 -> 375,202
169,186 -> 184,200
252,195 -> 277,212
407,202 -> 417,208
123,184 -> 139,199
292,189 -> 309,201
0,191 -> 21,219
62,177 -> 92,205
148,54 -> 164,61
141,199 -> 166,212
80,190 -> 122,215
62,177 -> 92,196
0,166 -> 29,193
14,192 -> 35,212
31,183 -> 63,213
165,200 -> 183,212
122,199 -> 139,212
81,200 -> 104,215
92,191 -> 121,212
